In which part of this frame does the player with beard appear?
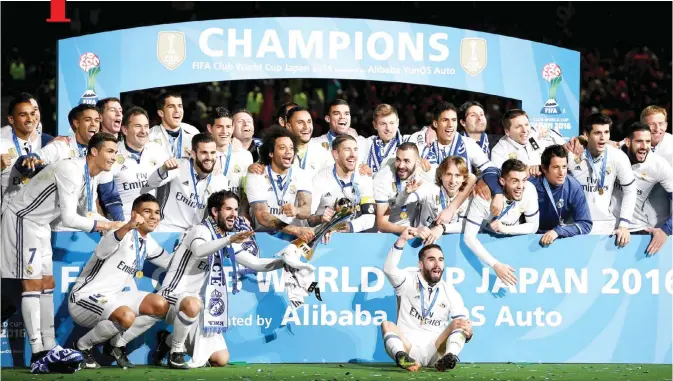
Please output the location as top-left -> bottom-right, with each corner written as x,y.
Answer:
311,99 -> 365,163
153,190 -> 313,369
232,109 -> 262,163
245,126 -> 314,241
207,107 -> 253,205
381,228 -> 473,372
457,101 -> 498,156
96,97 -> 123,138
284,106 -> 331,177
145,133 -> 231,232
463,159 -> 540,286
398,156 -> 477,241
610,123 -> 672,255
149,91 -> 200,160
309,134 -> 376,232
97,107 -> 169,220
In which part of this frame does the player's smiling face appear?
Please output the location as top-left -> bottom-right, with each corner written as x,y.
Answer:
644,112 -> 667,147
8,102 -> 37,137
159,96 -> 183,130
216,197 -> 239,231
29,98 -> 41,127
102,100 -> 123,134
93,140 -> 118,172
75,109 -> 101,144
627,130 -> 651,163
233,112 -> 255,141
434,110 -> 458,144
419,248 -> 444,284
441,163 -> 465,197
500,169 -> 528,201
194,141 -> 217,174
543,156 -> 568,187
271,137 -> 295,171
135,201 -> 160,233
461,105 -> 487,134
123,113 -> 150,150
505,114 -> 530,145
287,110 -> 313,144
374,114 -> 399,143
395,149 -> 417,180
334,139 -> 358,172
586,123 -> 610,155
326,105 -> 351,134
208,117 -> 234,148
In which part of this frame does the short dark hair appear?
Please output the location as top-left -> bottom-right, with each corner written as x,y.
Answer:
583,113 -> 613,134
191,133 -> 215,152
206,190 -> 240,219
122,106 -> 149,127
332,134 -> 357,151
432,102 -> 458,122
87,132 -> 117,154
232,108 -> 253,119
71,104 -> 100,124
276,102 -> 299,123
501,158 -> 527,177
156,91 -> 182,110
259,126 -> 300,166
502,109 -> 528,130
286,106 -> 310,124
540,145 -> 568,169
458,101 -> 485,123
327,99 -> 349,114
627,122 -> 652,139
209,107 -> 231,126
419,244 -> 442,261
397,142 -> 420,156
95,97 -> 121,111
132,193 -> 159,211
8,92 -> 36,115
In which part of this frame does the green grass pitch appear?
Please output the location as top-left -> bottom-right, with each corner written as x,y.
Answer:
1,363 -> 671,381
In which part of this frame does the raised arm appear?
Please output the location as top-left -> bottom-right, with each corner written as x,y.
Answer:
383,228 -> 413,289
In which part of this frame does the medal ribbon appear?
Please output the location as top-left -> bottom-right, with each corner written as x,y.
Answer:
133,230 -> 147,276
332,165 -> 360,204
542,177 -> 563,223
83,159 -> 94,213
418,277 -> 439,324
190,159 -> 212,209
267,165 -> 293,208
585,148 -> 608,194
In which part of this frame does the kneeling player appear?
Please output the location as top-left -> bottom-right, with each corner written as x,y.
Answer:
153,190 -> 313,369
381,228 -> 473,372
69,194 -> 172,369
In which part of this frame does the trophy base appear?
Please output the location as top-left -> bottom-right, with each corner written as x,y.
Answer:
292,239 -> 314,261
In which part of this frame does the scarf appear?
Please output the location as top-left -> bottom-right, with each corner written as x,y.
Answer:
202,216 -> 230,335
427,134 -> 470,171
461,131 -> 490,156
30,345 -> 84,374
367,132 -> 401,173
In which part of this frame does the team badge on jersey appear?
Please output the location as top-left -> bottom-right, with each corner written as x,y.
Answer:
116,154 -> 125,164
25,265 -> 34,275
321,142 -> 329,150
184,148 -> 191,157
606,166 -> 612,175
234,165 -> 241,174
289,185 -> 296,194
150,160 -> 157,167
556,198 -> 564,209
641,172 -> 647,179
508,152 -> 517,159
435,195 -> 441,206
69,150 -> 76,158
153,139 -> 162,145
208,289 -> 225,317
8,148 -> 17,158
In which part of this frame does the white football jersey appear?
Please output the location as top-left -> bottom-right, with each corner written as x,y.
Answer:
5,157 -> 98,232
97,142 -> 168,220
387,263 -> 469,335
245,166 -> 312,231
610,152 -> 673,231
213,145 -> 253,199
147,159 -> 231,232
490,136 -> 547,169
415,133 -> 495,176
464,182 -> 539,233
311,132 -> 367,167
159,223 -> 256,304
567,145 -> 636,234
651,132 -> 673,164
311,165 -> 376,233
69,230 -> 168,300
373,164 -> 422,227
401,183 -> 471,232
149,123 -> 200,159
293,142 -> 332,180
1,137 -> 32,212
35,137 -> 88,164
358,134 -> 411,174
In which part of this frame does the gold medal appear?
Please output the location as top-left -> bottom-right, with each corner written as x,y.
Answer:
135,271 -> 143,278
21,177 -> 29,184
574,155 -> 582,164
400,212 -> 408,219
420,317 -> 425,325
598,188 -> 604,195
87,211 -> 94,218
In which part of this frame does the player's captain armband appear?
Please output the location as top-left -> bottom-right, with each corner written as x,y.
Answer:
359,196 -> 376,215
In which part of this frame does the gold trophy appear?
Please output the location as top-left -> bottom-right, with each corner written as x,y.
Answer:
292,198 -> 356,261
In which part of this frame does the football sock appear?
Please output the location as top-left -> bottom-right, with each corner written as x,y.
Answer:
40,288 -> 56,350
383,332 -> 406,358
171,311 -> 196,353
446,329 -> 466,356
77,320 -> 123,350
111,315 -> 160,347
22,291 -> 43,354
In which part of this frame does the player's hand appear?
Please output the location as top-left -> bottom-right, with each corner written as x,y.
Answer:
230,230 -> 255,243
420,158 -> 432,173
127,213 -> 145,229
321,230 -> 333,245
281,203 -> 296,218
162,158 -> 180,172
644,227 -> 667,256
21,156 -> 44,172
95,220 -> 124,232
489,219 -> 504,234
295,227 -> 315,242
611,226 -> 631,248
346,128 -> 359,138
415,226 -> 432,242
404,177 -> 422,194
435,207 -> 456,225
490,193 -> 504,217
396,227 -> 415,245
247,162 -> 265,175
564,136 -> 586,156
528,165 -> 542,178
358,164 -> 373,177
452,319 -> 473,339
493,263 -> 518,286
473,179 -> 491,201
0,154 -> 11,171
321,207 -> 335,224
539,229 -> 559,246
50,136 -> 70,145
426,225 -> 443,245
424,127 -> 437,145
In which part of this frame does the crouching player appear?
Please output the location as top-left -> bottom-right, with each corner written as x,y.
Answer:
69,194 -> 172,369
153,190 -> 313,369
381,228 -> 473,372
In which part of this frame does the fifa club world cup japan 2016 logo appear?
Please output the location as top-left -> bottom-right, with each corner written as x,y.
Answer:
541,63 -> 564,115
79,52 -> 101,105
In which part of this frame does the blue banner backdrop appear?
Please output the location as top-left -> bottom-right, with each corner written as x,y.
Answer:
2,233 -> 671,366
57,17 -> 580,138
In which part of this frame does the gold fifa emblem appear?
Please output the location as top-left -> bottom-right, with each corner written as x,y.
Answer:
157,31 -> 186,71
460,38 -> 487,76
